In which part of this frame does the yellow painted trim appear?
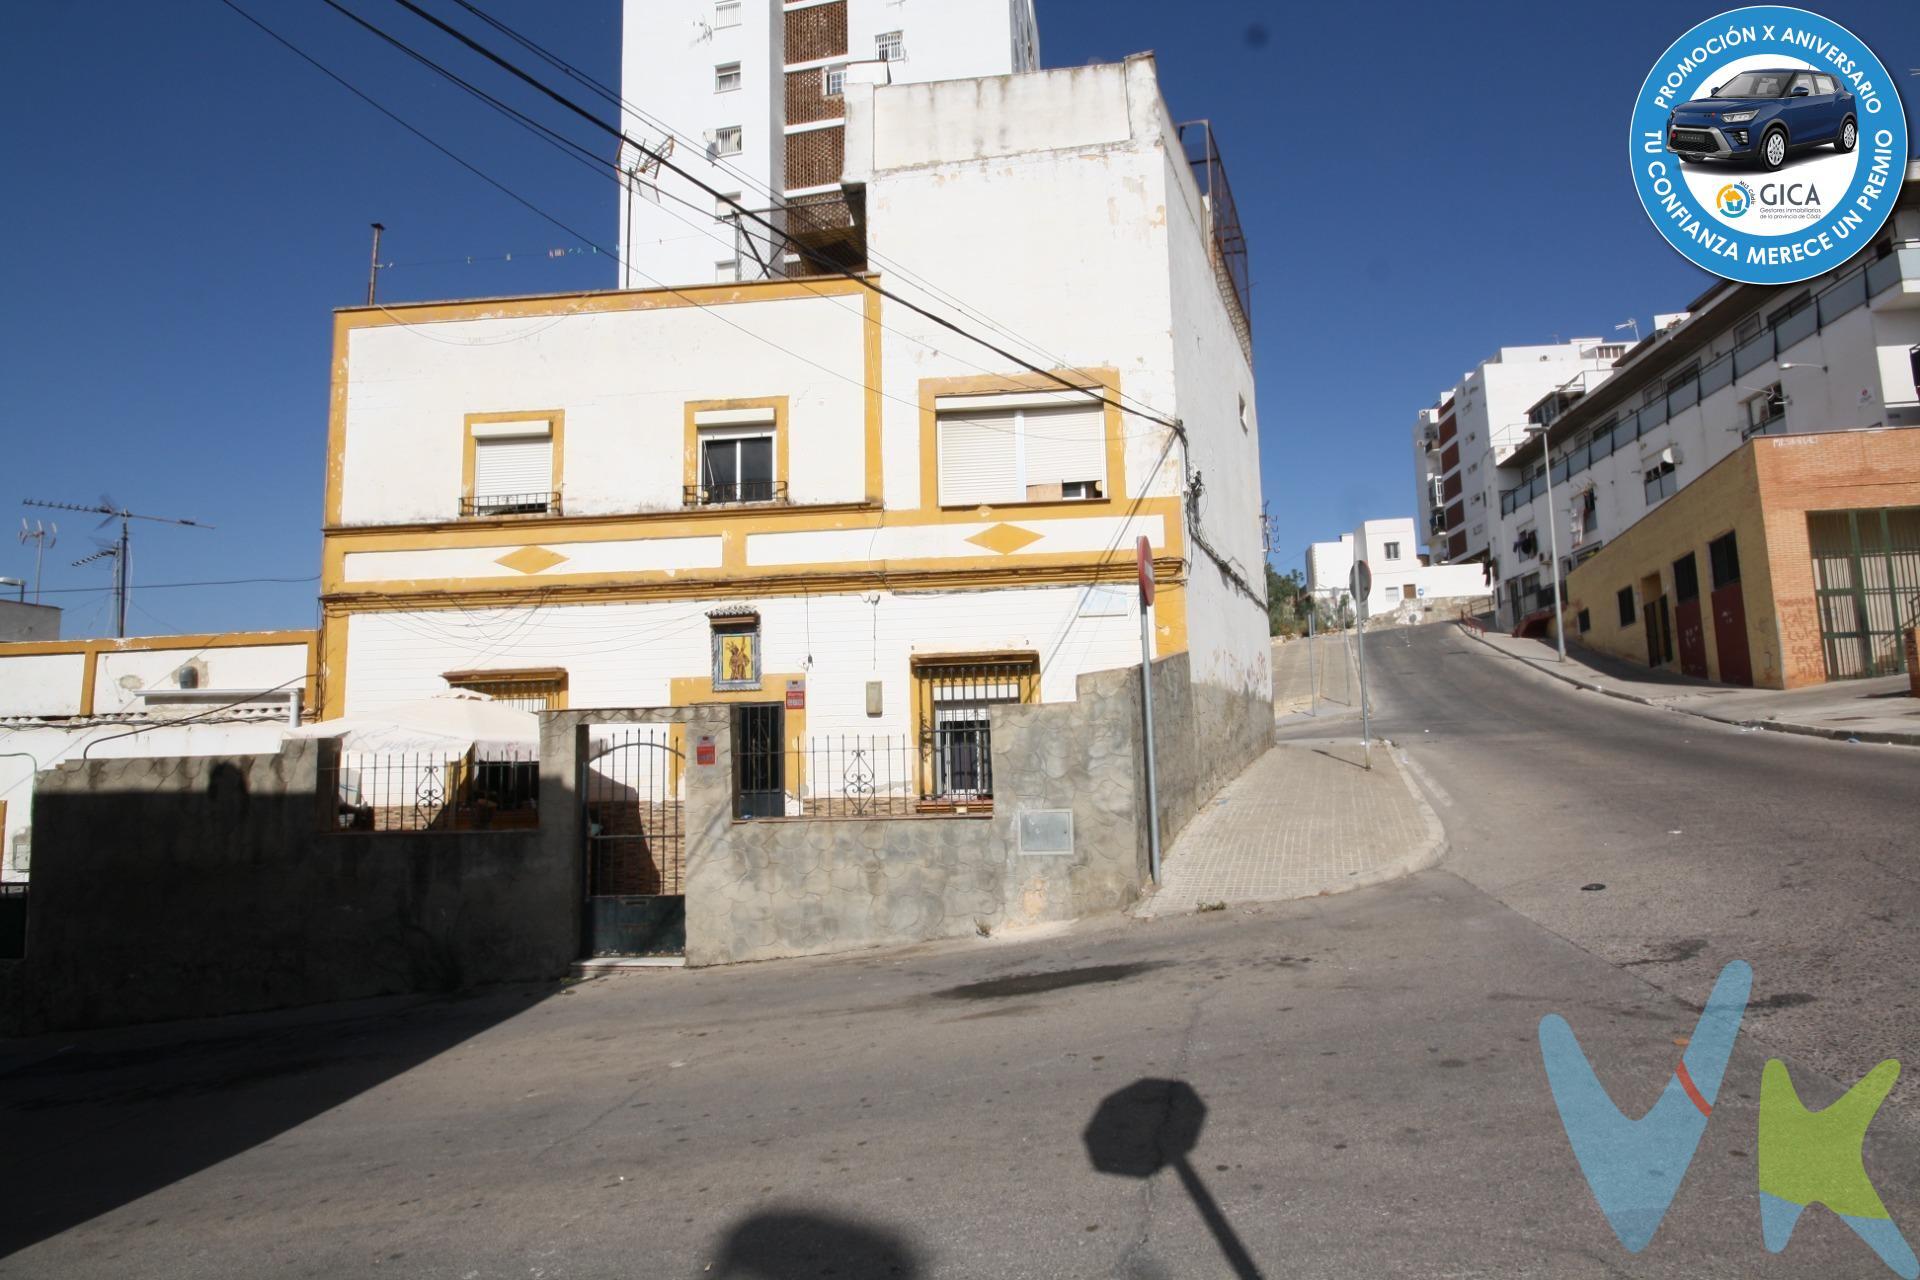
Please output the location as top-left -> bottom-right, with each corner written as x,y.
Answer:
1152,580 -> 1189,656
0,629 -> 317,659
333,274 -> 874,329
322,500 -> 879,540
462,410 -> 565,510
669,672 -> 808,800
324,551 -> 1189,607
325,312 -> 350,527
918,367 -> 1132,512
320,608 -> 349,720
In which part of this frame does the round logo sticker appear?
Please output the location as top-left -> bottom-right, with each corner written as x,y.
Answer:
1628,6 -> 1906,285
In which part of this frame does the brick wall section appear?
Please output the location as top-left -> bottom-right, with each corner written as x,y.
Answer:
1565,428 -> 1920,689
785,126 -> 845,191
784,1 -> 846,63
785,68 -> 843,125
1908,627 -> 1920,696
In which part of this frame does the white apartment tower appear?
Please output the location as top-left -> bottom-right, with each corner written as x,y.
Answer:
617,0 -> 1042,288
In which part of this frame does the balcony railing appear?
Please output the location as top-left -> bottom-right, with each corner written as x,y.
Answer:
462,491 -> 560,518
1176,120 -> 1250,353
1498,240 -> 1920,519
685,481 -> 789,507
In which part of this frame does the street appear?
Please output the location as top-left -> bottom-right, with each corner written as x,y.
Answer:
4,624 -> 1918,1278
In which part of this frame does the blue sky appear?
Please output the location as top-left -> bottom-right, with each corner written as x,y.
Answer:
1,1 -> 1913,637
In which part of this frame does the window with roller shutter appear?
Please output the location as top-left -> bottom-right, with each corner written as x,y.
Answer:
935,399 -> 1106,507
469,422 -> 555,515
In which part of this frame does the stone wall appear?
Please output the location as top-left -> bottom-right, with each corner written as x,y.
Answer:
673,652 -> 1272,965
0,739 -> 576,1035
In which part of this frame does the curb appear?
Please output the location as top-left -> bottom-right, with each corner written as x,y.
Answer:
1134,742 -> 1447,916
1456,623 -> 1920,749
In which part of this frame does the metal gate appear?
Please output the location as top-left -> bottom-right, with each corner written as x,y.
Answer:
732,704 -> 786,819
1809,508 -> 1920,679
582,728 -> 686,956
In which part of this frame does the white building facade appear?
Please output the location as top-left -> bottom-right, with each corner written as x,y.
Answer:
0,632 -> 315,881
321,57 -> 1269,809
618,0 -> 1040,288
1306,519 -> 1488,619
1492,166 -> 1920,629
1412,339 -> 1630,570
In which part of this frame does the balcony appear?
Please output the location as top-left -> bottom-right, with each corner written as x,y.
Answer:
1176,120 -> 1250,357
685,481 -> 790,508
1867,242 -> 1920,309
461,491 -> 560,519
728,190 -> 866,278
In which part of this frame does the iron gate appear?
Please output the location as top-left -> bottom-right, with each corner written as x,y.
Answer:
582,729 -> 686,956
1809,508 -> 1920,679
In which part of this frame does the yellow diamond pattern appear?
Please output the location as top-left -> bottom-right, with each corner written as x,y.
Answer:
965,523 -> 1044,556
494,545 -> 569,575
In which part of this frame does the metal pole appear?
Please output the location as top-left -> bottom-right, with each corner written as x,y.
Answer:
1356,607 -> 1371,770
1305,587 -> 1319,716
1140,601 -> 1162,884
367,222 -> 385,306
1539,427 -> 1567,662
114,517 -> 129,639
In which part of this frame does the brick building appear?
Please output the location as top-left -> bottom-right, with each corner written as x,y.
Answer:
1564,428 -> 1920,689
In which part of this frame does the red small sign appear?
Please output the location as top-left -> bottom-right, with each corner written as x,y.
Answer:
695,734 -> 716,766
1136,536 -> 1155,606
785,679 -> 806,710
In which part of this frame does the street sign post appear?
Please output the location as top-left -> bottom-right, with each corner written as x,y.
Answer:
1349,561 -> 1373,770
1136,536 -> 1162,884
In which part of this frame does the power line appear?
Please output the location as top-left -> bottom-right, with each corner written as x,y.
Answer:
26,574 -> 319,595
367,0 -> 1186,436
439,0 -> 1171,416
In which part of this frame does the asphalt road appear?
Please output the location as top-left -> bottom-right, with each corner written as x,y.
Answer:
2,625 -> 1916,1279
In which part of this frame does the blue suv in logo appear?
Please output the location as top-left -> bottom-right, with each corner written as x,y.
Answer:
1667,68 -> 1856,171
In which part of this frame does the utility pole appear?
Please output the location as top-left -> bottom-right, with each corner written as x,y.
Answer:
25,499 -> 212,639
368,222 -> 386,306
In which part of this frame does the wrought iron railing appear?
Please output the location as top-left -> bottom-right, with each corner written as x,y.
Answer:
325,748 -> 540,832
462,491 -> 560,518
1176,120 -> 1250,346
730,730 -> 1006,820
685,481 -> 788,507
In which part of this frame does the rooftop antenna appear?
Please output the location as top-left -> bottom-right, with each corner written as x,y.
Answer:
17,519 -> 57,603
1615,318 -> 1641,342
25,497 -> 212,638
368,222 -> 385,306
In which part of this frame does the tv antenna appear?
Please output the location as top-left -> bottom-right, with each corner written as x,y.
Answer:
17,519 -> 57,603
24,497 -> 212,638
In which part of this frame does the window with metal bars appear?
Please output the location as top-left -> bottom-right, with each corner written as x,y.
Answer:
913,658 -> 1036,805
445,669 -> 567,712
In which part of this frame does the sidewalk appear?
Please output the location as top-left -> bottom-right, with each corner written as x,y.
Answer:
1271,631 -> 1359,716
1136,740 -> 1445,917
1464,625 -> 1920,746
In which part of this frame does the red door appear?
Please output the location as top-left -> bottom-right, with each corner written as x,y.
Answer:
1675,598 -> 1709,678
1711,582 -> 1753,686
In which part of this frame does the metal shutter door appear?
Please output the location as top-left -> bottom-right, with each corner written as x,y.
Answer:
1020,405 -> 1106,491
472,436 -> 551,497
937,410 -> 1020,506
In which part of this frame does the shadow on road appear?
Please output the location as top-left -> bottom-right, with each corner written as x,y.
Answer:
1083,1078 -> 1265,1279
713,1209 -> 920,1278
0,985 -> 557,1260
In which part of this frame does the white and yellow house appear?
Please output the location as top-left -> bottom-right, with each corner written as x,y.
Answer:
318,57 -> 1270,803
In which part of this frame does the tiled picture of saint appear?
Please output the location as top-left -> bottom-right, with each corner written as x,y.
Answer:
715,630 -> 758,688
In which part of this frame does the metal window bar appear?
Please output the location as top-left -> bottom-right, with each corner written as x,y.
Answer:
914,661 -> 1035,808
684,480 -> 789,506
448,679 -> 561,712
585,730 -> 686,895
325,748 -> 540,832
462,491 -> 560,517
735,735 -> 921,819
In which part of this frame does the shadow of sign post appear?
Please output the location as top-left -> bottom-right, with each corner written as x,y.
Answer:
1083,1078 -> 1266,1280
